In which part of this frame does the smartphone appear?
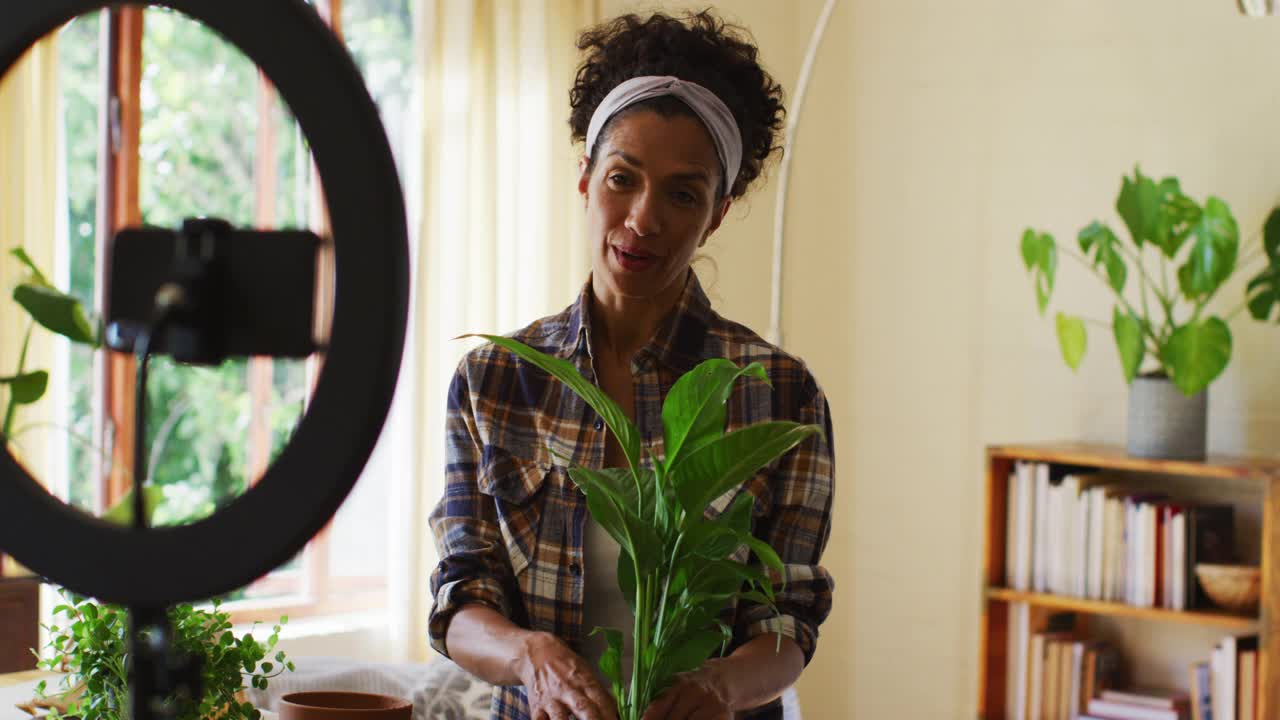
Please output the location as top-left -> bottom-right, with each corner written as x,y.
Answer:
105,222 -> 322,363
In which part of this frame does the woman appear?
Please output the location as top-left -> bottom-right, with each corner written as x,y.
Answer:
428,11 -> 835,720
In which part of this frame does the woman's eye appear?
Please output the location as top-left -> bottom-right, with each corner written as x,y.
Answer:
672,190 -> 697,206
607,172 -> 631,187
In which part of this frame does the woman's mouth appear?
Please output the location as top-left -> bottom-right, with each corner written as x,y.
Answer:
612,245 -> 658,272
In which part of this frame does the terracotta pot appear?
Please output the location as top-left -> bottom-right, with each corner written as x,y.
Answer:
277,691 -> 413,720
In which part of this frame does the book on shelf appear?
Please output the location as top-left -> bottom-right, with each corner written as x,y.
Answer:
1210,633 -> 1259,720
1187,661 -> 1210,720
1083,698 -> 1188,720
1099,688 -> 1191,709
1002,462 -> 1239,614
1006,597 -> 1263,719
1239,647 -> 1258,720
1025,612 -> 1077,720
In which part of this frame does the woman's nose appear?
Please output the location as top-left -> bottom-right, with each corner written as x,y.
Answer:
624,191 -> 662,237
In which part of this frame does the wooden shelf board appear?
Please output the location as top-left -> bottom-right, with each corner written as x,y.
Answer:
987,587 -> 1259,630
987,442 -> 1280,481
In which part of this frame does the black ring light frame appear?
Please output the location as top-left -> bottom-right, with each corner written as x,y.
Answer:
0,1 -> 409,606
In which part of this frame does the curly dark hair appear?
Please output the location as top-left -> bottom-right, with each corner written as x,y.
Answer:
569,10 -> 785,199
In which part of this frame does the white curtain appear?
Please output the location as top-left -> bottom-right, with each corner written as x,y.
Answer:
0,36 -> 60,493
383,0 -> 598,662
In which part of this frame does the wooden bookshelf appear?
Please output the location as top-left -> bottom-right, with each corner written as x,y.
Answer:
978,443 -> 1280,719
986,588 -> 1258,631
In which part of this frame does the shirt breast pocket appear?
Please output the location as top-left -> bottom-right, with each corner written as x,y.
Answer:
477,446 -> 551,578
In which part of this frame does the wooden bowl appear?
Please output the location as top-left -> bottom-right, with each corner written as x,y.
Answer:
1195,563 -> 1261,615
278,691 -> 413,720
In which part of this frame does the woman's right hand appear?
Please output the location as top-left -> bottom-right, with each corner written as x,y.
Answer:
516,631 -> 618,720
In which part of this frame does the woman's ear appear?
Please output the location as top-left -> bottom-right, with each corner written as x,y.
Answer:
699,196 -> 732,246
577,156 -> 590,198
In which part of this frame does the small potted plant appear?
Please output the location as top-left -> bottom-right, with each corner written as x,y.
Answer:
469,334 -> 823,720
1020,166 -> 1280,459
28,590 -> 293,719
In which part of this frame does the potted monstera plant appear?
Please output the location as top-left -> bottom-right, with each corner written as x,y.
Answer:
1021,166 -> 1280,459
470,334 -> 822,720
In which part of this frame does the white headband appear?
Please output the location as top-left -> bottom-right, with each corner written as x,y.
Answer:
585,75 -> 742,198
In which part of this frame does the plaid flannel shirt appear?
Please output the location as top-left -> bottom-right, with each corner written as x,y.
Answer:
428,270 -> 835,720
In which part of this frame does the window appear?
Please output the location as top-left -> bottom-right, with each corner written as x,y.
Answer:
50,0 -> 413,623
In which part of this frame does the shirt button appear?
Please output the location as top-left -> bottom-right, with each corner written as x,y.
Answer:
593,418 -> 604,431
570,562 -> 582,576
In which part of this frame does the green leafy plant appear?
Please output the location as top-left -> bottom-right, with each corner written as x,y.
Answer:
469,334 -> 823,720
0,247 -> 101,443
1021,166 -> 1280,396
33,589 -> 293,720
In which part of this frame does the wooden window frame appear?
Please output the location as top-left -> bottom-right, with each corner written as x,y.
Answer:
93,0 -> 383,626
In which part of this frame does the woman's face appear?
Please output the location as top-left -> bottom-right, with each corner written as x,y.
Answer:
579,110 -> 731,303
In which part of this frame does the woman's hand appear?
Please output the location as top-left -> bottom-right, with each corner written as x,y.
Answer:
516,631 -> 618,720
640,665 -> 731,720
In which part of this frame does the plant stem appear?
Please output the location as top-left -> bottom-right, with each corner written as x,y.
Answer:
2,322 -> 35,440
629,561 -> 645,719
653,534 -> 685,648
1116,241 -> 1174,311
1062,248 -> 1161,347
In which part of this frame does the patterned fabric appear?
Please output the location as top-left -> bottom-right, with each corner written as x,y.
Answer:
428,270 -> 836,720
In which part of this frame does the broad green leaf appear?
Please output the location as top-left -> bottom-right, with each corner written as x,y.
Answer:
736,590 -> 777,608
8,248 -> 51,287
465,334 -> 642,476
740,535 -> 785,577
1177,196 -> 1238,299
1264,206 -> 1280,262
1248,206 -> 1280,322
682,495 -> 754,561
1160,317 -> 1232,396
667,565 -> 690,598
1116,168 -> 1159,249
1055,313 -> 1086,371
1247,265 -> 1280,322
1116,169 -> 1196,256
594,466 -> 655,524
570,466 -> 661,572
1160,183 -> 1201,258
0,371 -> 48,405
618,550 -> 638,615
591,627 -> 625,690
719,491 -> 755,538
1020,229 -> 1057,314
671,421 -> 821,520
688,559 -> 774,602
1078,222 -> 1127,293
1112,307 -> 1145,384
661,358 -> 768,470
655,481 -> 678,539
13,284 -> 99,346
655,629 -> 724,679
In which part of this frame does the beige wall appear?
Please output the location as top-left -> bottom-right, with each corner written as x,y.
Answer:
604,1 -> 1280,717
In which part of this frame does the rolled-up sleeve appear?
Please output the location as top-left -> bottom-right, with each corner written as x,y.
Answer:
427,359 -> 514,659
736,373 -> 835,665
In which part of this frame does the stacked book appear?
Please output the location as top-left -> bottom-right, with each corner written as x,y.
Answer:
1080,688 -> 1190,720
1004,461 -> 1235,609
1022,616 -> 1122,719
1006,610 -> 1258,720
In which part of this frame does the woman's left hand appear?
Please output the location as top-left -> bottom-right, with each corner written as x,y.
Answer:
641,665 -> 731,720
